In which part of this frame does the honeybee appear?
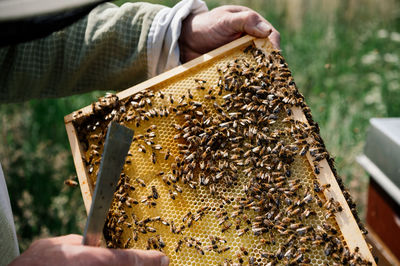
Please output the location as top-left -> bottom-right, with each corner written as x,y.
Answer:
156,235 -> 165,248
218,246 -> 230,253
221,222 -> 232,233
238,227 -> 249,236
194,78 -> 207,84
164,149 -> 171,160
151,186 -> 159,199
124,237 -> 131,248
64,178 -> 78,187
152,144 -> 162,150
169,189 -> 177,200
174,184 -> 183,193
195,246 -> 205,256
175,239 -> 183,253
132,230 -> 138,241
138,144 -> 146,153
240,247 -> 248,256
156,91 -> 164,99
162,176 -> 171,186
136,178 -> 146,187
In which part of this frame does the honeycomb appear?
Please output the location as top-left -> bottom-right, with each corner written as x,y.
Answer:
69,38 -> 373,265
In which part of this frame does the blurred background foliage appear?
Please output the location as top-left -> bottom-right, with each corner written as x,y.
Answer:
0,0 -> 399,252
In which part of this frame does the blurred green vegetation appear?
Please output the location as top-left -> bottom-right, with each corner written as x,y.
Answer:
0,0 -> 399,252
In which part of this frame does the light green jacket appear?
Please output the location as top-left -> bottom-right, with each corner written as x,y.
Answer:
0,2 -> 163,104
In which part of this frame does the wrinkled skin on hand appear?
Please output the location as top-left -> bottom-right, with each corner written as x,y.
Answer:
9,234 -> 169,266
179,5 -> 280,62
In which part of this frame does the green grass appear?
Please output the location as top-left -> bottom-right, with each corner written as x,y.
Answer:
1,0 -> 399,251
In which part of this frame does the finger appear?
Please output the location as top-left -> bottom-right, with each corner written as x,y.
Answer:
227,10 -> 272,38
269,30 -> 281,50
222,8 -> 281,50
55,234 -> 83,245
216,5 -> 251,13
71,246 -> 169,266
113,249 -> 169,266
32,234 -> 83,249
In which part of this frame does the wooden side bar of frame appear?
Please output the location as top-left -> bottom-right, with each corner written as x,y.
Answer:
291,106 -> 375,264
65,122 -> 94,214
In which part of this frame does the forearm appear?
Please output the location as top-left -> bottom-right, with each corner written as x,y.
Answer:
0,2 -> 162,103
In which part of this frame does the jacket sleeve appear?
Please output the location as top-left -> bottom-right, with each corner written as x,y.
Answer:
0,2 -> 163,103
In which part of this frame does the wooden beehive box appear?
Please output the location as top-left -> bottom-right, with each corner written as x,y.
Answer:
65,36 -> 375,265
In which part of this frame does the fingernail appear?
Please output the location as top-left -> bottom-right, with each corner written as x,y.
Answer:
255,22 -> 271,35
161,256 -> 169,266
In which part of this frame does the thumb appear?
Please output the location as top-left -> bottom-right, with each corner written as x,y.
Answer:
75,246 -> 169,266
109,249 -> 169,266
227,10 -> 272,38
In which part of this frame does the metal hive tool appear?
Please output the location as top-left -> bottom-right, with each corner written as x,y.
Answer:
65,36 -> 375,265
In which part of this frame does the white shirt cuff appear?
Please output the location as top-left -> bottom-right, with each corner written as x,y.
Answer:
147,0 -> 208,78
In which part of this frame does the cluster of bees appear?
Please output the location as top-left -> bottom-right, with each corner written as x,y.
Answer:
74,44 -> 372,265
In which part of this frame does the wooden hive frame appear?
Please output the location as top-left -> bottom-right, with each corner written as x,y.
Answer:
65,35 -> 375,264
